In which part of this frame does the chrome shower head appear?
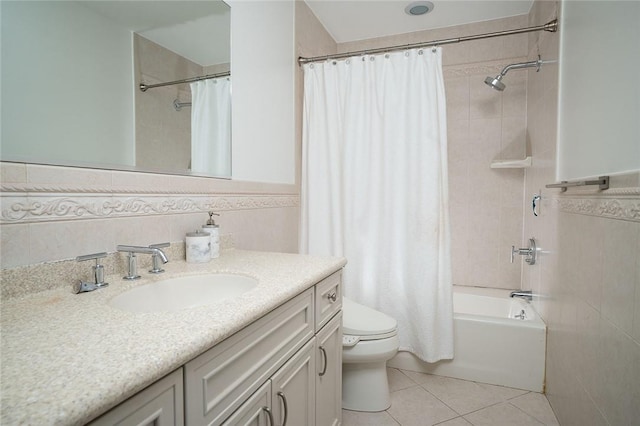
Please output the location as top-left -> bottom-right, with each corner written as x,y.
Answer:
484,75 -> 506,91
484,55 -> 544,91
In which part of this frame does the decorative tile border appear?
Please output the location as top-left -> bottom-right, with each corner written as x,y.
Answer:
1,193 -> 299,224
551,191 -> 640,222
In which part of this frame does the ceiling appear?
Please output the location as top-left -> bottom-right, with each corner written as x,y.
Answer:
80,1 -> 230,66
304,0 -> 534,43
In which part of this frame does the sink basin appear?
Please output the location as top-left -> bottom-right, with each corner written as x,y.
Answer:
109,274 -> 258,313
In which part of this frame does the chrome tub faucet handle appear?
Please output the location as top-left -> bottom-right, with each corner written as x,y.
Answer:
511,238 -> 537,265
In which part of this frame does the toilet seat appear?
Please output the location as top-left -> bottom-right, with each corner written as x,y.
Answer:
343,297 -> 397,342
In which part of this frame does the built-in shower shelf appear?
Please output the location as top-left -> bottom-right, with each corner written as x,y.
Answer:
490,156 -> 532,169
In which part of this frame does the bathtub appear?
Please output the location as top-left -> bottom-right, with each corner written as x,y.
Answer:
388,286 -> 546,392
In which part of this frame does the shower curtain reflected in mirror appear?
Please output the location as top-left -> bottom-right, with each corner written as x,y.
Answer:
300,48 -> 453,362
190,77 -> 231,176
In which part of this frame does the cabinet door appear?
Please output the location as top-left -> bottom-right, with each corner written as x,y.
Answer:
89,368 -> 183,426
222,381 -> 273,426
315,312 -> 342,426
271,338 -> 316,426
185,289 -> 314,425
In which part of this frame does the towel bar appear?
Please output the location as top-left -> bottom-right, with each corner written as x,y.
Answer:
545,176 -> 609,192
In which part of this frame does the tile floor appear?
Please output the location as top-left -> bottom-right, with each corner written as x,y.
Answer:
342,368 -> 560,426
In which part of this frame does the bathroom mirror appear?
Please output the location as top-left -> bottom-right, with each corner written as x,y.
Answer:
0,0 -> 232,178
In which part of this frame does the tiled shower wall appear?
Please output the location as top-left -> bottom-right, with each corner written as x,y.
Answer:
339,16 -> 530,289
523,1 -> 640,424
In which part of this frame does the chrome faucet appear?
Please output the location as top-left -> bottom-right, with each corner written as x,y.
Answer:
117,245 -> 169,280
73,252 -> 109,294
148,242 -> 170,274
509,290 -> 533,301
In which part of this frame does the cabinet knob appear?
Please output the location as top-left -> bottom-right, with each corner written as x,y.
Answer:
327,292 -> 337,303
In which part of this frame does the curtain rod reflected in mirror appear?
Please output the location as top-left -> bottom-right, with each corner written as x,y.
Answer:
140,70 -> 231,92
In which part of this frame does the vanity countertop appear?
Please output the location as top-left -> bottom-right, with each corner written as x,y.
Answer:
0,249 -> 346,426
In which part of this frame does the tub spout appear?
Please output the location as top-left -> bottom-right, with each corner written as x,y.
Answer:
510,290 -> 533,301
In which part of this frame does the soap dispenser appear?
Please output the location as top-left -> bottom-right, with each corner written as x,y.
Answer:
202,212 -> 220,259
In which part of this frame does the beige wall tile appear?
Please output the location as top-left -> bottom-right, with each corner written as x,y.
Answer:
444,77 -> 470,122
470,79 -> 503,120
1,162 -> 27,183
29,219 -> 116,264
111,215 -> 172,248
26,164 -> 112,187
225,207 -> 299,253
576,215 -> 605,311
0,223 -> 30,269
594,318 -> 640,425
601,220 -> 639,335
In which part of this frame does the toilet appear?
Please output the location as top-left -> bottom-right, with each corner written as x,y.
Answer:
342,297 -> 399,412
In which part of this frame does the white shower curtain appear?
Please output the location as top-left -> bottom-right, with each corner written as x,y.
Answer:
300,48 -> 453,362
190,77 -> 231,176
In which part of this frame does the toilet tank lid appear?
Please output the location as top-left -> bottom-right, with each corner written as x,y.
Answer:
342,297 -> 397,336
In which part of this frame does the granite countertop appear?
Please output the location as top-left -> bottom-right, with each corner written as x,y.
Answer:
0,249 -> 346,426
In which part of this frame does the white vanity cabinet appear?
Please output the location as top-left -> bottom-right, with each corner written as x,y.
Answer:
223,338 -> 317,426
91,270 -> 343,426
315,312 -> 343,426
271,338 -> 317,425
185,271 -> 343,426
185,288 -> 315,425
89,368 -> 184,426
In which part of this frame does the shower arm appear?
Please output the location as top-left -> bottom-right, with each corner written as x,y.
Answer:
498,56 -> 542,77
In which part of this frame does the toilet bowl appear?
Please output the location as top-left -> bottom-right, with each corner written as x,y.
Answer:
342,297 -> 399,412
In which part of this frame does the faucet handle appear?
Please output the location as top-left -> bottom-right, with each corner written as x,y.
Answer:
149,242 -> 170,249
75,252 -> 109,292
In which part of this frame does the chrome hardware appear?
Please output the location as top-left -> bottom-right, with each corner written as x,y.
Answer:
546,176 -> 609,192
532,194 -> 541,217
514,309 -> 527,319
510,290 -> 533,302
73,252 -> 108,293
277,391 -> 288,426
148,242 -> 170,274
319,346 -> 328,376
117,245 -> 169,280
263,406 -> 275,426
327,291 -> 337,303
511,238 -> 537,265
72,280 -> 102,294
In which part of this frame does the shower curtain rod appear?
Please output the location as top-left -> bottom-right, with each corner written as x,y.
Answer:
298,19 -> 558,65
139,70 -> 230,92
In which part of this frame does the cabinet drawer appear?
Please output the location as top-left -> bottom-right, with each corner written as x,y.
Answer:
315,271 -> 342,331
185,288 -> 314,426
89,368 -> 183,426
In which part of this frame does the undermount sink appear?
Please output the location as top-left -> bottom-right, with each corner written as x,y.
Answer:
109,274 -> 258,313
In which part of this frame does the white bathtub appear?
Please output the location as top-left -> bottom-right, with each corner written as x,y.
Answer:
388,286 -> 546,392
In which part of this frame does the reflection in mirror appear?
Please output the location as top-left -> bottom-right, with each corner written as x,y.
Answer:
0,0 -> 231,178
